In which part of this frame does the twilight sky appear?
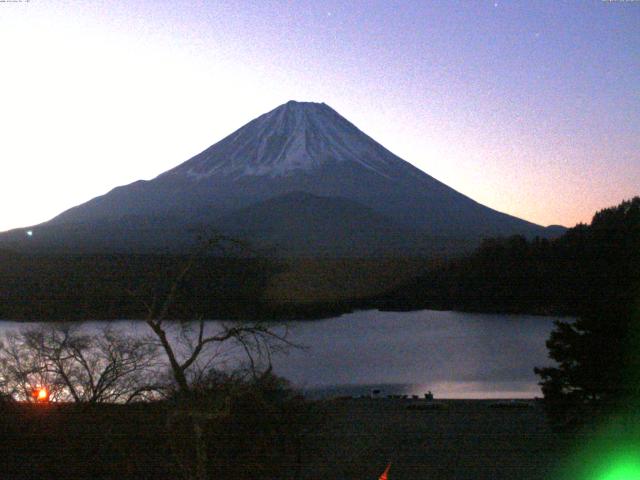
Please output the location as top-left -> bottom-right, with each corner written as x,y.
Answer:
1,0 -> 638,232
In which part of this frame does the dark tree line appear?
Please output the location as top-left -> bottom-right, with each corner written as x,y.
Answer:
381,197 -> 640,319
379,233 -> 584,314
0,253 -> 280,321
0,252 -> 383,321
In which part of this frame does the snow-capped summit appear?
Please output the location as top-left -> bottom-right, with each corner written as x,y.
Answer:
162,100 -> 397,180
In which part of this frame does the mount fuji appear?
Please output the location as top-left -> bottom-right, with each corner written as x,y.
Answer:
1,101 -> 562,255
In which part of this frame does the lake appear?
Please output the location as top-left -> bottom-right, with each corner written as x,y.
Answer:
0,309 -> 560,399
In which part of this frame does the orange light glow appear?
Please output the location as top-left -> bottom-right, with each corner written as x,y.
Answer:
33,387 -> 49,402
379,463 -> 391,480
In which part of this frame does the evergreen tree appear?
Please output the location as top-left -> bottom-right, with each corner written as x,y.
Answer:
535,198 -> 640,429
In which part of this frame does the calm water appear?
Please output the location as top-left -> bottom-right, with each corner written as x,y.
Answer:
0,310 -> 559,399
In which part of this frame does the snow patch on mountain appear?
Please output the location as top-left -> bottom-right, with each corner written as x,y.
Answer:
168,101 -> 396,180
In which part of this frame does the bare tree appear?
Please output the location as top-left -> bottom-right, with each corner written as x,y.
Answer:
135,235 -> 296,480
138,235 -> 293,396
0,323 -> 162,403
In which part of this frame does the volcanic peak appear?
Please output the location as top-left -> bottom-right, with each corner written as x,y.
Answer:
163,100 -> 396,180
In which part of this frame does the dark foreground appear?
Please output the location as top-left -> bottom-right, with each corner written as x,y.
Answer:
305,398 -> 572,480
0,398 -> 576,480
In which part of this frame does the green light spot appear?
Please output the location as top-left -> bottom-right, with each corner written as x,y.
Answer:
597,454 -> 640,480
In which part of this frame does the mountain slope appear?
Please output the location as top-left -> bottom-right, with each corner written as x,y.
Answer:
1,101 -> 562,255
211,191 -> 443,257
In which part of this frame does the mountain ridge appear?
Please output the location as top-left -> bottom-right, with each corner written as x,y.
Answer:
0,100 -> 564,256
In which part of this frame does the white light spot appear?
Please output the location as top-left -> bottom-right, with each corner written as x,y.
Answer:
26,230 -> 33,237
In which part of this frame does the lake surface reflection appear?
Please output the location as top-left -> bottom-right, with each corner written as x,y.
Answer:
275,310 -> 558,399
0,310 -> 560,399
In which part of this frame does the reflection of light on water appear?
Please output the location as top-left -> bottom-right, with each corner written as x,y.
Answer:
305,381 -> 542,400
407,381 -> 541,399
276,310 -> 557,399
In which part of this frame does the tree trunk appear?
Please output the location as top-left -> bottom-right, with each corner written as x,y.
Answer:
193,417 -> 207,480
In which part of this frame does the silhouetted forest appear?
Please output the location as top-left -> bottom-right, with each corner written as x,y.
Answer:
0,251 -> 428,321
0,253 -> 282,321
379,197 -> 640,317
